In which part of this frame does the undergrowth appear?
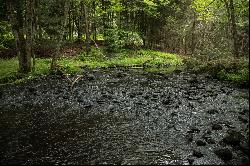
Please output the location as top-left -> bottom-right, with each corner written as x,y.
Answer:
0,57 -> 84,85
0,48 -> 248,86
79,48 -> 183,69
183,55 -> 249,86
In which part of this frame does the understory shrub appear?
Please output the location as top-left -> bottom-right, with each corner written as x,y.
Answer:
105,28 -> 143,52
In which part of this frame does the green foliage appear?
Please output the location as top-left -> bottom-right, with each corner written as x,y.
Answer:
191,0 -> 215,22
119,30 -> 144,49
0,21 -> 14,49
0,57 -> 84,84
183,55 -> 249,86
0,58 -> 50,85
143,0 -> 159,17
104,28 -> 121,52
182,56 -> 201,71
105,29 -> 143,52
79,47 -> 106,61
137,50 -> 183,67
218,68 -> 249,85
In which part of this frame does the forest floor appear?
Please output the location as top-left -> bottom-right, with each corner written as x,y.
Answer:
0,68 -> 249,165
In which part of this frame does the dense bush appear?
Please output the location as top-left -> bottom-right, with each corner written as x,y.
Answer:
105,28 -> 143,52
183,55 -> 249,86
118,30 -> 143,49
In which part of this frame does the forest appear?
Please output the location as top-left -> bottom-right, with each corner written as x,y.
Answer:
0,0 -> 249,165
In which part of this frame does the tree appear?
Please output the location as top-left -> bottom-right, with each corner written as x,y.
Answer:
83,1 -> 91,53
7,0 -> 32,73
224,0 -> 239,57
50,0 -> 70,70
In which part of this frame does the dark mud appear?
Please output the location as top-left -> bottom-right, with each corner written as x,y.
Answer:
0,69 -> 249,165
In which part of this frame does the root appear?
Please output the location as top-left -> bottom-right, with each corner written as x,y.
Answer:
65,74 -> 83,91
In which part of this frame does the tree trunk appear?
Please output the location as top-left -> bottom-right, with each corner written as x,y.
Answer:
224,0 -> 239,57
229,0 -> 239,57
51,0 -> 70,70
92,1 -> 97,41
83,2 -> 90,53
7,0 -> 31,73
68,9 -> 72,41
101,0 -> 107,39
190,12 -> 196,55
26,0 -> 35,71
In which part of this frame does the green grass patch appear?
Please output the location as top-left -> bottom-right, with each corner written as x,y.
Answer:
57,58 -> 84,74
79,48 -> 183,69
1,48 -> 248,87
0,57 -> 85,85
0,58 -> 19,79
0,58 -> 51,85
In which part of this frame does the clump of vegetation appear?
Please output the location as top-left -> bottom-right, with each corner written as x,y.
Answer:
79,47 -> 106,62
57,58 -> 84,74
218,68 -> 249,86
105,29 -> 143,52
79,49 -> 183,70
0,57 -> 84,85
0,58 -> 49,85
183,55 -> 249,86
0,58 -> 19,80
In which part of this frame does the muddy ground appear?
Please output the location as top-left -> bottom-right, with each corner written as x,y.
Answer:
0,69 -> 249,165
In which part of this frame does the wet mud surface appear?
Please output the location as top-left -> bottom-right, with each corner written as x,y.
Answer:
0,69 -> 249,165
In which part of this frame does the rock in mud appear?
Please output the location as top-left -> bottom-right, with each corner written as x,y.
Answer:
63,95 -> 69,99
107,105 -> 115,110
207,109 -> 218,114
162,99 -> 171,105
240,157 -> 249,165
84,104 -> 92,109
187,157 -> 195,165
77,98 -> 84,102
188,127 -> 200,134
86,74 -> 95,80
239,109 -> 249,115
214,148 -> 232,161
196,140 -> 206,146
187,133 -> 193,142
239,142 -> 249,155
212,124 -> 223,130
238,116 -> 248,124
222,121 -> 236,129
205,137 -> 216,144
222,130 -> 244,146
115,72 -> 127,78
188,77 -> 198,84
145,111 -> 150,116
193,150 -> 204,158
28,87 -> 36,93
